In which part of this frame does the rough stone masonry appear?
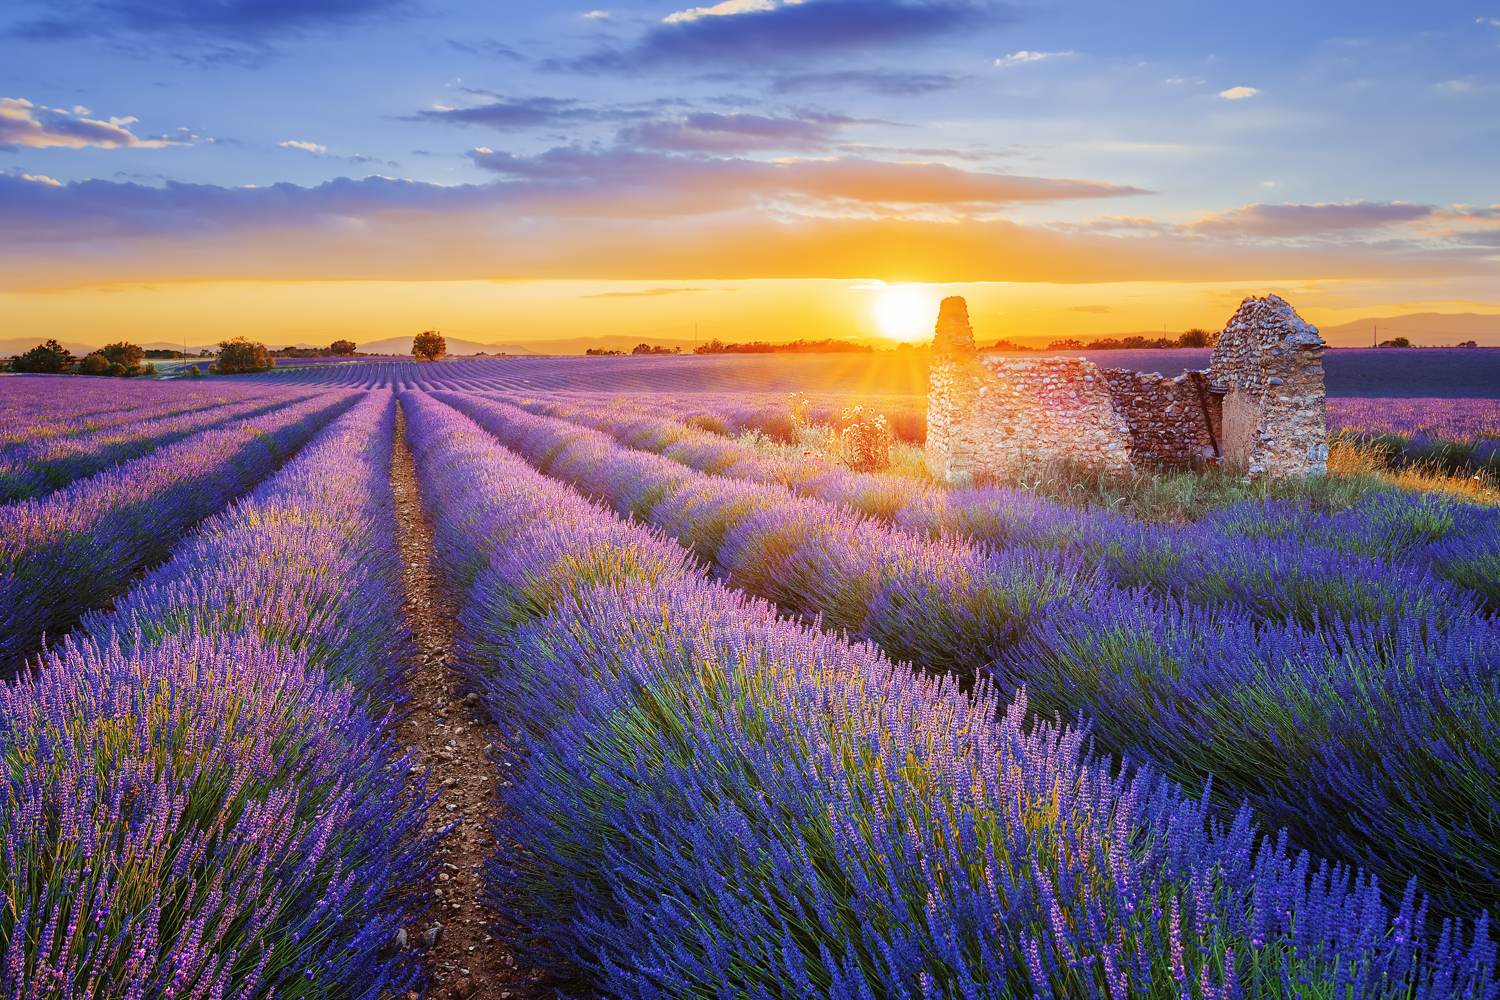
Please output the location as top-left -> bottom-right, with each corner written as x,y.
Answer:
926,294 -> 1328,481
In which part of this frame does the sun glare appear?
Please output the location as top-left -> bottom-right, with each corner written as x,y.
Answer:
873,285 -> 938,342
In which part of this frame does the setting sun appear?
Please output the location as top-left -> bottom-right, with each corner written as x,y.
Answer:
872,285 -> 940,342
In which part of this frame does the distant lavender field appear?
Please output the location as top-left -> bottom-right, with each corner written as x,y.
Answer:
250,345 -> 1500,401
1019,347 -> 1500,400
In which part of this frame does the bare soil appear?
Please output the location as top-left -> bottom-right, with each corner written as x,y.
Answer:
390,404 -> 555,1000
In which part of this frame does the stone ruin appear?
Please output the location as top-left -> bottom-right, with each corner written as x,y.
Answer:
926,293 -> 1329,481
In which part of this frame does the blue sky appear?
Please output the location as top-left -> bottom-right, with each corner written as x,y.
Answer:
2,0 -> 1498,346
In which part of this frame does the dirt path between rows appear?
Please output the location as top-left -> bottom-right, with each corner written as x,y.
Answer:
391,404 -> 555,1000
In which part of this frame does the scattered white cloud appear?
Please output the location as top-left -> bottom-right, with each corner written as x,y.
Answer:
1164,76 -> 1205,86
20,172 -> 62,186
279,139 -> 328,154
1476,15 -> 1500,26
0,97 -> 182,149
1262,179 -> 1279,188
664,0 -> 780,24
1218,85 -> 1260,100
994,49 -> 1075,68
581,9 -> 611,19
1434,79 -> 1477,95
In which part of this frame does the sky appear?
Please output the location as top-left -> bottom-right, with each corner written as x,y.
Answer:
2,0 -> 1498,349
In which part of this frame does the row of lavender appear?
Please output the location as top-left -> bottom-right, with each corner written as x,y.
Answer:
0,392 -> 434,996
517,394 -> 1500,614
436,391 -> 1500,923
0,389 -> 313,502
0,377 -> 286,445
403,389 -> 1496,997
0,390 -> 357,672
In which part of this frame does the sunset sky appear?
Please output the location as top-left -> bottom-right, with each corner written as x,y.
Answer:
3,0 -> 1499,349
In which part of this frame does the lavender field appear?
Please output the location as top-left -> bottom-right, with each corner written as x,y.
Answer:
1,359 -> 1498,999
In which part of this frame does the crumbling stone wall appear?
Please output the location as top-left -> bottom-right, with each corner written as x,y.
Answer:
926,293 -> 1327,482
1101,368 -> 1220,469
927,299 -> 1132,480
1208,294 -> 1329,477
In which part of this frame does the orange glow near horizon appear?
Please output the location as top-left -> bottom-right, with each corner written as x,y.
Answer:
4,277 -> 1500,353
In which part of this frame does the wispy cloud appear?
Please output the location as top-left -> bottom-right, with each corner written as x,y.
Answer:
569,0 -> 1008,71
446,38 -> 524,60
1434,78 -> 1478,96
0,97 -> 186,149
9,0 -> 407,62
4,171 -> 1491,295
279,139 -> 328,154
618,111 -> 861,153
582,286 -> 717,298
1217,85 -> 1260,100
1191,201 -> 1434,237
769,68 -> 963,96
465,145 -> 1146,212
663,0 -> 779,23
993,49 -> 1073,68
410,95 -> 651,129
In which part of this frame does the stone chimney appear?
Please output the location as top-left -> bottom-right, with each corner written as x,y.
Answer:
932,296 -> 976,357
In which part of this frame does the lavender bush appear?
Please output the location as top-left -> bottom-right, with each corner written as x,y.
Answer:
0,634 -> 431,998
0,378 -> 274,446
0,391 -> 304,502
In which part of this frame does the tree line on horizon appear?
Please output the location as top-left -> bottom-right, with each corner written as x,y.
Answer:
6,332 -> 451,376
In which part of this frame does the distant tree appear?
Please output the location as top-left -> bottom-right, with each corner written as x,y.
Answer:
1046,338 -> 1086,351
585,348 -> 625,356
79,352 -> 112,376
98,341 -> 147,376
631,343 -> 681,355
412,330 -> 446,361
10,339 -> 73,373
1178,328 -> 1217,348
330,339 -> 357,356
1378,336 -> 1413,349
1456,340 -> 1478,349
215,337 -> 275,374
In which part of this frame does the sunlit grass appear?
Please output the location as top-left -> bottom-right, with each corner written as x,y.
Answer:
736,424 -> 1500,522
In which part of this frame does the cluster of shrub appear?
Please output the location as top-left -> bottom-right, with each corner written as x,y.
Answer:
9,339 -> 155,377
273,339 -> 358,358
991,328 -> 1221,352
693,337 -> 876,355
7,334 -> 431,377
585,342 -> 686,356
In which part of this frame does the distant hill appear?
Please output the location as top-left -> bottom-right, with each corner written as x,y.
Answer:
356,335 -> 539,356
1315,313 -> 1500,347
0,337 -> 97,358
